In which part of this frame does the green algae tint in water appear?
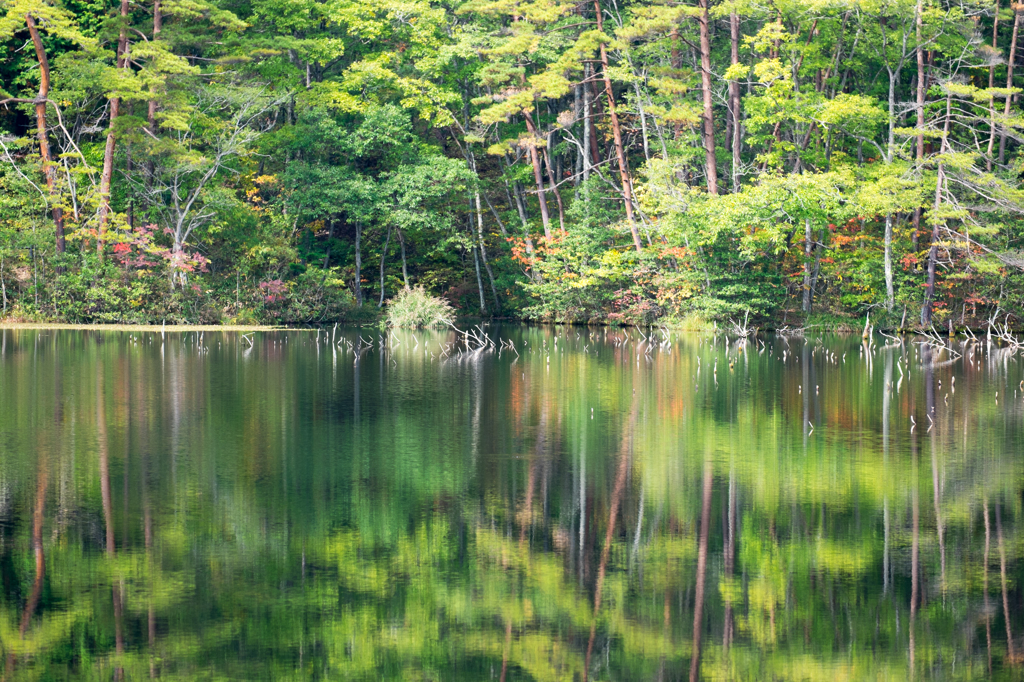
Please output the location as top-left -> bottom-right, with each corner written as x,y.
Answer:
0,327 -> 1023,681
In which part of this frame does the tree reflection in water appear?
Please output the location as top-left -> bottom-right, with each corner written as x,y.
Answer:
0,327 -> 1021,680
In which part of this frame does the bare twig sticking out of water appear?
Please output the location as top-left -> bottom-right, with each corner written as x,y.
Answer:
727,310 -> 753,337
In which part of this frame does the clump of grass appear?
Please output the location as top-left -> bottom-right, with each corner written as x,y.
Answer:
385,286 -> 455,328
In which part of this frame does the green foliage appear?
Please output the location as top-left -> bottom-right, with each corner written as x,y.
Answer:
0,0 -> 1023,328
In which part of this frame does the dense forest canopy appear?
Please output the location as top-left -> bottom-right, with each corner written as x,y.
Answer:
1,0 -> 1024,327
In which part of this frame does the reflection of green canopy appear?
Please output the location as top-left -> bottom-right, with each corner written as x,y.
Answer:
0,328 -> 1020,680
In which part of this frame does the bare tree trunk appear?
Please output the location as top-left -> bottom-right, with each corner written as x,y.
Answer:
322,218 -> 336,270
802,218 -> 813,313
593,0 -> 643,251
582,65 -> 593,183
522,115 -> 553,240
472,243 -> 486,313
475,191 -> 501,309
397,228 -> 409,289
987,0 -> 1000,169
377,226 -> 391,308
98,0 -> 131,253
146,0 -> 162,185
481,192 -> 508,238
998,9 -> 1021,165
542,145 -> 566,234
922,91 -> 951,326
913,0 -> 926,254
354,220 -> 363,305
689,458 -> 713,682
631,80 -> 651,163
884,213 -> 894,310
25,14 -> 65,254
698,0 -> 719,195
730,11 -> 742,193
502,156 -> 538,279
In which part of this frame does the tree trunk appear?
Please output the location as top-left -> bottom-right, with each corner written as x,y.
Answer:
475,191 -> 501,309
322,218 -> 336,270
354,220 -> 363,305
501,153 -> 538,275
582,65 -> 593,183
593,0 -> 643,251
541,144 -> 566,234
146,0 -> 162,184
987,0 -> 1000,169
998,9 -> 1021,165
522,115 -> 553,240
472,243 -> 487,313
698,0 -> 719,195
810,224 -> 824,304
377,226 -> 391,307
98,0 -> 131,253
730,11 -> 742,192
481,192 -> 508,238
884,213 -> 894,310
397,228 -> 409,289
25,14 -> 65,254
921,0 -> 929,155
802,218 -> 813,313
922,91 -> 951,326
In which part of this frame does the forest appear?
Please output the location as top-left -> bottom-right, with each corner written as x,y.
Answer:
2,0 -> 1024,328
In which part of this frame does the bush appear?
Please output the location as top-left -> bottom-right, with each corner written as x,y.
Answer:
385,286 -> 455,328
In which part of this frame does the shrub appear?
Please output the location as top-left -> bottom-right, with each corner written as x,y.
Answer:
385,286 -> 455,328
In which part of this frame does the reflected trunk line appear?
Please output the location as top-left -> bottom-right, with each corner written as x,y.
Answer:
584,401 -> 637,682
883,353 -> 891,595
499,616 -> 512,682
983,499 -> 992,675
996,504 -> 1016,664
97,364 -> 125,673
723,468 -> 736,650
144,453 -> 156,679
659,576 -> 670,681
689,457 -> 713,682
519,460 -> 537,549
578,415 -> 586,584
924,349 -> 945,594
18,453 -> 49,640
98,366 -> 115,558
519,406 -> 547,550
910,428 -> 919,678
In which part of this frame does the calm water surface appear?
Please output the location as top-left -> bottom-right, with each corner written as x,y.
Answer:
0,327 -> 1022,680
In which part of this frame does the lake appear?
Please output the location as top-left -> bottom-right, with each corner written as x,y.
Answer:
0,326 -> 1021,680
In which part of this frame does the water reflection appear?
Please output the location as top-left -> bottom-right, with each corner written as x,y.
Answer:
0,327 -> 1021,680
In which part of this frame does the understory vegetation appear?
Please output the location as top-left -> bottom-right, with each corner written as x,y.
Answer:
385,286 -> 455,328
2,0 -> 1024,328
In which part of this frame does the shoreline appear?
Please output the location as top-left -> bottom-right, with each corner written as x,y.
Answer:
0,320 -> 1015,336
0,322 -> 290,332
